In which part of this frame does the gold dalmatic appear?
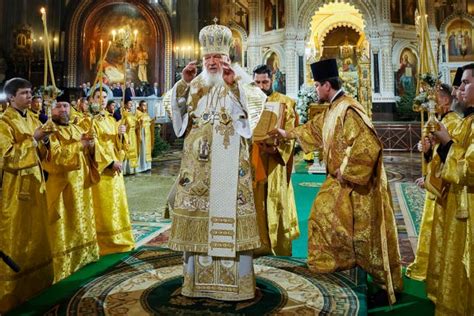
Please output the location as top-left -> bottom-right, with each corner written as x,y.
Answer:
43,123 -> 100,283
0,107 -> 54,313
289,95 -> 402,304
91,112 -> 135,255
431,113 -> 474,315
406,111 -> 461,287
252,91 -> 300,256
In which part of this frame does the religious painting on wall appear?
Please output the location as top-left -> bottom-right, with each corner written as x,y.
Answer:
83,3 -> 156,85
265,52 -> 285,94
278,0 -> 285,29
230,30 -> 243,66
396,48 -> 417,97
264,0 -> 276,31
264,0 -> 284,32
390,0 -> 401,24
402,0 -> 416,25
447,19 -> 474,62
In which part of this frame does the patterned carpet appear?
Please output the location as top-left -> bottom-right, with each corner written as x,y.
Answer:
124,172 -> 175,247
394,182 -> 425,252
46,247 -> 367,315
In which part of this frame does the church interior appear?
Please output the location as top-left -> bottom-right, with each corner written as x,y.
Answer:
0,0 -> 473,315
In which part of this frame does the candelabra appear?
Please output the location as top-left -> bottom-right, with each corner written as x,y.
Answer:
111,26 -> 138,105
39,7 -> 58,133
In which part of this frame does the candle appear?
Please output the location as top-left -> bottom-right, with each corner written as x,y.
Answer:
40,7 -> 57,90
99,39 -> 103,103
112,29 -> 116,42
133,29 -> 138,42
41,8 -> 47,88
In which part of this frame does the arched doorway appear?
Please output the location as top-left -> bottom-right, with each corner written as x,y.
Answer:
64,0 -> 172,91
304,2 -> 372,116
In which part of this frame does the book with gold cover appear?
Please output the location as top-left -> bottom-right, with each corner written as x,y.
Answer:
253,102 -> 286,143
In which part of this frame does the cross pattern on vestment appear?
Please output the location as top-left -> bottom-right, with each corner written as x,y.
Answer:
215,121 -> 235,149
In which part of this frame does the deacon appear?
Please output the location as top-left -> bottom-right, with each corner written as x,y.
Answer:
0,78 -> 54,313
70,97 -> 90,128
29,95 -> 48,123
167,22 -> 260,301
42,95 -> 100,283
136,100 -> 154,172
269,59 -> 403,303
121,100 -> 139,175
89,89 -> 135,255
252,64 -> 299,256
432,63 -> 474,315
406,81 -> 461,294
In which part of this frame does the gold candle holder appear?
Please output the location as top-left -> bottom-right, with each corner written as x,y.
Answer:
423,88 -> 440,134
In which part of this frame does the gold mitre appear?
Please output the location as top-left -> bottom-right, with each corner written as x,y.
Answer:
199,19 -> 232,56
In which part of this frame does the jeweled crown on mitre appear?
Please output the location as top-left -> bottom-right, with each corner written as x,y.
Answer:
199,18 -> 233,56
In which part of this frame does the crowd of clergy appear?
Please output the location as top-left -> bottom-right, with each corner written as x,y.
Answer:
0,81 -> 155,313
406,63 -> 474,315
0,57 -> 473,315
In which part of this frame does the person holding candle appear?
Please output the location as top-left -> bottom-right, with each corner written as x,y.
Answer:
89,89 -> 135,255
42,94 -> 100,283
121,100 -> 139,175
0,78 -> 54,313
136,100 -> 154,173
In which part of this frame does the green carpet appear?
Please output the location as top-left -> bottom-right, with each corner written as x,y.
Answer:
291,171 -> 325,258
9,247 -> 367,315
6,252 -> 130,316
291,160 -> 434,315
394,182 -> 425,237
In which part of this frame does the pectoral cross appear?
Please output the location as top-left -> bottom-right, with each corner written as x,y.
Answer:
215,110 -> 234,149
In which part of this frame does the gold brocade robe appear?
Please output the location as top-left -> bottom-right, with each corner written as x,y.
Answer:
168,77 -> 261,301
27,108 -> 40,121
433,112 -> 474,315
136,110 -> 154,162
406,111 -> 461,286
0,107 -> 53,313
253,91 -> 299,256
70,107 -> 87,127
121,110 -> 139,168
289,94 -> 402,303
169,78 -> 260,253
43,123 -> 100,283
91,112 -> 135,255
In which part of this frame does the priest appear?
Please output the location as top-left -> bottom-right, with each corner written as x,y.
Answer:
251,64 -> 299,256
269,59 -> 403,303
43,94 -> 100,283
89,89 -> 135,255
167,22 -> 260,301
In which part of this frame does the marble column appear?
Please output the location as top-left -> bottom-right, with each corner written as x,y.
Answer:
246,0 -> 260,72
379,26 -> 395,100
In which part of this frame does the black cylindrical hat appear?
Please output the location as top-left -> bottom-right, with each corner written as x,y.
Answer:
55,92 -> 69,103
452,67 -> 463,87
310,59 -> 339,82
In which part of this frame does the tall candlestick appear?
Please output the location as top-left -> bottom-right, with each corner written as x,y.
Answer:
40,7 -> 56,89
99,39 -> 103,104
